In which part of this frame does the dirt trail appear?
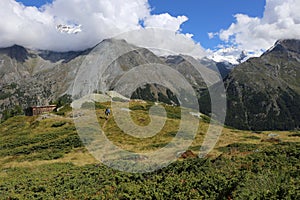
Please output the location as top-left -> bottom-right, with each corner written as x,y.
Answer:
102,116 -> 109,129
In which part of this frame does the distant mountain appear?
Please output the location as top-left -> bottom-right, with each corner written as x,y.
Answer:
208,47 -> 255,65
56,24 -> 82,34
3,38 -> 300,131
198,57 -> 232,79
0,44 -> 88,120
0,39 -> 218,120
202,39 -> 300,131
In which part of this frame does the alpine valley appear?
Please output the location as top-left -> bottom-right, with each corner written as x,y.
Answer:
1,39 -> 300,199
1,38 -> 300,131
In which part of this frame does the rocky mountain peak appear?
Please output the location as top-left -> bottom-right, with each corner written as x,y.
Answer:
265,39 -> 300,55
213,38 -> 300,131
101,38 -> 128,44
0,44 -> 29,62
165,55 -> 185,65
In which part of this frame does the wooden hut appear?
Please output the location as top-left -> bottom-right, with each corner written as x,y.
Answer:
26,105 -> 57,116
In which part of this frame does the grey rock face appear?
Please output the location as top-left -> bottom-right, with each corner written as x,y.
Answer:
0,39 -> 217,119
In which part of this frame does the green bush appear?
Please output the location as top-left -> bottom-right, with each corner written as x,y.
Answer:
289,133 -> 300,137
244,135 -> 261,140
218,143 -> 260,153
112,97 -> 127,102
1,105 -> 24,122
51,121 -> 66,128
0,114 -> 299,199
55,104 -> 72,116
0,143 -> 299,199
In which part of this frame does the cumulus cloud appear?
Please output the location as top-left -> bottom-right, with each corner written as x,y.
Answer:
214,0 -> 300,55
0,0 -> 206,58
115,28 -> 204,58
144,13 -> 188,31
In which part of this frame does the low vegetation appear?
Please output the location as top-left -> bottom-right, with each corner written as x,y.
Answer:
0,100 -> 299,199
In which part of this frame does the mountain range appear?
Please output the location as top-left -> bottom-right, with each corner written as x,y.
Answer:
223,39 -> 300,130
0,39 -> 224,119
0,38 -> 299,131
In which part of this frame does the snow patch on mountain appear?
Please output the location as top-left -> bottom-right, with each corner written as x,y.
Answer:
56,24 -> 82,34
207,46 -> 263,65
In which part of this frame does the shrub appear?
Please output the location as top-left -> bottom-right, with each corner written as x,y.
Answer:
51,121 -> 66,128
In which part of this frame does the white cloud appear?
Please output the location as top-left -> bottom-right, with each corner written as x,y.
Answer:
115,28 -> 205,58
215,0 -> 300,55
208,32 -> 218,39
144,13 -> 188,31
0,0 -> 206,58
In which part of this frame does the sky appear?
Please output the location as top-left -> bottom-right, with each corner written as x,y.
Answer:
2,0 -> 300,63
148,0 -> 266,49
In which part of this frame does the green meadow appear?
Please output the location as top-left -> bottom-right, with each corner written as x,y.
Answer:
0,101 -> 299,199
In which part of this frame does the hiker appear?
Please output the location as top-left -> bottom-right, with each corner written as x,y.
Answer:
105,108 -> 111,116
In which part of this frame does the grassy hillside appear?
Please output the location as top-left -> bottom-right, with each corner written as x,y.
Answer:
0,101 -> 299,199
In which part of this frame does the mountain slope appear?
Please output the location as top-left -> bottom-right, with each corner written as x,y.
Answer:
223,39 -> 300,130
0,44 -> 88,120
0,39 -> 217,120
198,57 -> 232,79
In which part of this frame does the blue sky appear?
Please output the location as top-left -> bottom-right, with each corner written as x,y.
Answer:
17,0 -> 265,50
149,0 -> 266,49
16,0 -> 51,7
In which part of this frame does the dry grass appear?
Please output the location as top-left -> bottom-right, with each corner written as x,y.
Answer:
0,100 -> 299,169
1,148 -> 98,168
